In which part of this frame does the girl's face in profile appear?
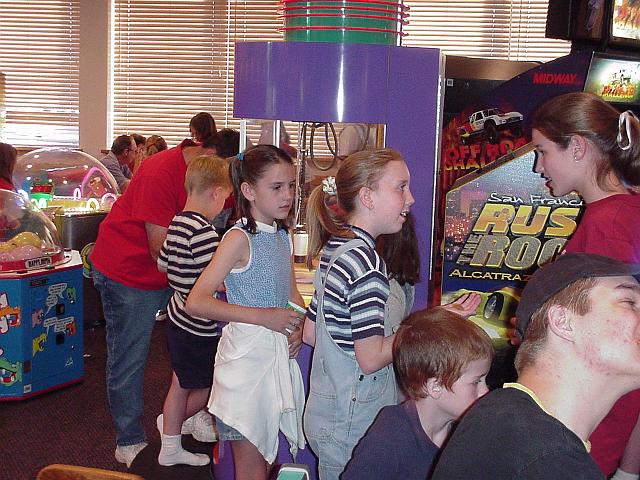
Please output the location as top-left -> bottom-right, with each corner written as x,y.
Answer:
532,129 -> 581,198
368,160 -> 414,237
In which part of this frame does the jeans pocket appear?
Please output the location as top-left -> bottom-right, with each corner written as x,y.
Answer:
355,366 -> 391,403
304,389 -> 336,442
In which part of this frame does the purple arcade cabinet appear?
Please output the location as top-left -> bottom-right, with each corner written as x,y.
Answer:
213,41 -> 444,480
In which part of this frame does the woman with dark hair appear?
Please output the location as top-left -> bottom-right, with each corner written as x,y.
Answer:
0,142 -> 17,191
189,112 -> 217,144
531,91 -> 640,480
375,211 -> 420,334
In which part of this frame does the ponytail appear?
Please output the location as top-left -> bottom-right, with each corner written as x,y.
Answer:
305,185 -> 350,268
229,144 -> 293,234
613,110 -> 640,186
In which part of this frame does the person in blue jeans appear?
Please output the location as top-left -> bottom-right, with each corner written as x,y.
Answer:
91,136 -> 219,467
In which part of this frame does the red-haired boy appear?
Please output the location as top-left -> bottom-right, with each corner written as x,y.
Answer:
342,307 -> 494,480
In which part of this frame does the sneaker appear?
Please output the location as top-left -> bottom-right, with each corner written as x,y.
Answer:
115,442 -> 148,468
183,410 -> 217,443
156,411 -> 217,443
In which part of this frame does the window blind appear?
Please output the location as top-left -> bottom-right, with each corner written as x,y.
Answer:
0,0 -> 80,147
112,0 -> 218,146
111,1 -> 571,147
403,0 -> 570,61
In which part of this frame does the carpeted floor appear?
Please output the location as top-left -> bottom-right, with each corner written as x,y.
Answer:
2,322 -> 191,479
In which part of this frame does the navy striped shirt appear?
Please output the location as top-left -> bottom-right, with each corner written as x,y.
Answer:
307,226 -> 389,355
158,211 -> 220,336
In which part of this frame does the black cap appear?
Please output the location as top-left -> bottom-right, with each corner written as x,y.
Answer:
516,253 -> 640,339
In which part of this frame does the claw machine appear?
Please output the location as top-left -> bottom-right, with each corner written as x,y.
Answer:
0,190 -> 83,400
13,147 -> 120,328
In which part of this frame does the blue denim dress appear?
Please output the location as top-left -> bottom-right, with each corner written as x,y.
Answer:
303,239 -> 397,480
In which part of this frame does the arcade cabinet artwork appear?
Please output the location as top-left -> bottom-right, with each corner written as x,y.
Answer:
611,0 -> 640,44
441,145 -> 584,345
0,190 -> 83,400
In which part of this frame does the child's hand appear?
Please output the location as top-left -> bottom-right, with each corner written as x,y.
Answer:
441,292 -> 481,318
263,307 -> 303,337
288,326 -> 302,358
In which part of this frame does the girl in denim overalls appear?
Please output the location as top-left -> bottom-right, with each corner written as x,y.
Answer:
186,145 -> 306,480
302,149 -> 415,480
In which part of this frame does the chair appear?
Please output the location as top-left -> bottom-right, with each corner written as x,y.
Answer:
36,464 -> 145,480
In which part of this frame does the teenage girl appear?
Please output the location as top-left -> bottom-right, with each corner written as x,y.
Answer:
185,144 -> 305,480
302,148 -> 480,480
531,91 -> 640,480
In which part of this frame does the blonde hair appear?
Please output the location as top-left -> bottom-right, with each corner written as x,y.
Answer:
306,148 -> 405,268
145,135 -> 167,157
185,155 -> 231,195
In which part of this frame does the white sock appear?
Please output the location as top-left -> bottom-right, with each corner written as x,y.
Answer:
158,434 -> 210,466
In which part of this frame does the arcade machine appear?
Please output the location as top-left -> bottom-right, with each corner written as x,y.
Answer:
0,190 -> 83,400
13,148 -> 120,328
441,145 -> 583,343
438,0 -> 640,381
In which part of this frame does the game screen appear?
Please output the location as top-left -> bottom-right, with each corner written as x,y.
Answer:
611,0 -> 640,44
584,54 -> 640,104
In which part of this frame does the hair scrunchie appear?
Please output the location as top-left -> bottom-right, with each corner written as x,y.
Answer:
322,176 -> 337,196
617,110 -> 639,151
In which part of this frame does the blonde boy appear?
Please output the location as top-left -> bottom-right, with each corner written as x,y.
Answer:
156,155 -> 232,466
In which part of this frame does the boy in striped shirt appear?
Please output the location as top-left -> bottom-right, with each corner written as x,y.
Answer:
156,154 -> 232,466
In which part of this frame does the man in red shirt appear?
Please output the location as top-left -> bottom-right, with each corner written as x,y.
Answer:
92,137 -> 218,467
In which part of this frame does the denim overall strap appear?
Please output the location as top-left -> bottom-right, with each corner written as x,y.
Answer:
304,239 -> 397,480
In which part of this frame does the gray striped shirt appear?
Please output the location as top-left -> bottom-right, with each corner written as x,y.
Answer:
308,226 -> 389,355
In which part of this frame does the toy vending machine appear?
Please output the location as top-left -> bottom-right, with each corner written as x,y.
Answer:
0,191 -> 83,400
13,147 -> 120,328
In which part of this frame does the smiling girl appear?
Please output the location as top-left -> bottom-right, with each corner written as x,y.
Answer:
301,148 -> 414,479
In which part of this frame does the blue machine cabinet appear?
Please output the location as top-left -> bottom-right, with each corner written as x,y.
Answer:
0,251 -> 83,401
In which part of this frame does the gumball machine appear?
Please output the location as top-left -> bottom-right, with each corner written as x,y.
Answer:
0,190 -> 83,400
13,147 -> 119,328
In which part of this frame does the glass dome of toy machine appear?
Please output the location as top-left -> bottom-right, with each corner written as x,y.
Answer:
13,148 -> 119,213
0,189 -> 66,272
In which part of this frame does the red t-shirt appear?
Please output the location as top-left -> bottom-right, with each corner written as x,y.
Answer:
565,193 -> 640,475
91,141 -> 191,290
0,179 -> 14,191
